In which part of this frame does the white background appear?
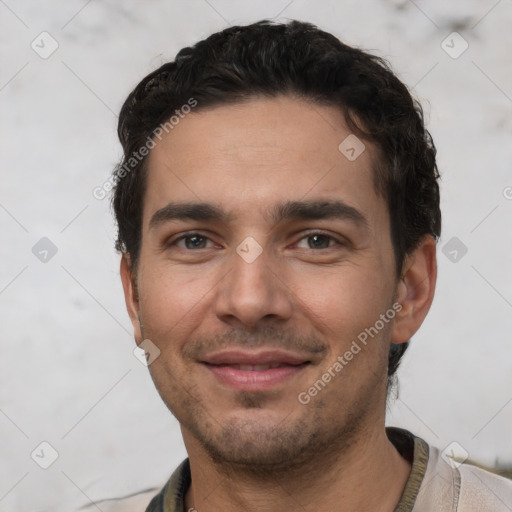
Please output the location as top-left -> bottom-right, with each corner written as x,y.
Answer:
1,1 -> 511,511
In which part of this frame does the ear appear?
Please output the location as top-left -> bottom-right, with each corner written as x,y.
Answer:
391,235 -> 437,344
120,253 -> 143,344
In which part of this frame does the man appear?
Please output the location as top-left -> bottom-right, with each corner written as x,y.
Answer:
111,19 -> 511,512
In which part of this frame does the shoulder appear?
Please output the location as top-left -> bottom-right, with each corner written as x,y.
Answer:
456,461 -> 512,511
419,442 -> 512,511
78,487 -> 163,512
76,459 -> 190,512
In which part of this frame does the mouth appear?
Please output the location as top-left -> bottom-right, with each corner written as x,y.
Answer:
214,363 -> 301,370
200,349 -> 312,390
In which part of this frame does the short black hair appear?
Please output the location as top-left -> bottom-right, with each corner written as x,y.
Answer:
112,19 -> 441,383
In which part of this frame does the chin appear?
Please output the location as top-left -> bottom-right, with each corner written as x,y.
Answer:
207,422 -> 312,468
186,407 -> 327,471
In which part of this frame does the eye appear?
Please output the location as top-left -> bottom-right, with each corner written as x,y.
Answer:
167,232 -> 344,252
296,233 -> 341,250
172,233 -> 215,250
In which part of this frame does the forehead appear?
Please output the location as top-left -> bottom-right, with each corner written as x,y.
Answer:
143,95 -> 387,231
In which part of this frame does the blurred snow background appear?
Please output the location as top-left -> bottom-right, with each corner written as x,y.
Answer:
0,0 -> 511,510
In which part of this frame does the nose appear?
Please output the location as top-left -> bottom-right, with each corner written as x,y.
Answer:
213,244 -> 294,329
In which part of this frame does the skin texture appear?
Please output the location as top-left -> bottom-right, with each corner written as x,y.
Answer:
121,95 -> 437,511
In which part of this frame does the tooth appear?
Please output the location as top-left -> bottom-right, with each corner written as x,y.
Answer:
239,365 -> 254,370
254,365 -> 270,370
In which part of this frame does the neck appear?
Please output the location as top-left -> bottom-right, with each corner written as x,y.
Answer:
183,425 -> 412,512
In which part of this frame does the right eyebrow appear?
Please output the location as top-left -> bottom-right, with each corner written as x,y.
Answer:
148,202 -> 233,230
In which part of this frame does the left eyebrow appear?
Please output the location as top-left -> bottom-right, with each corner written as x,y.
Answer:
148,199 -> 369,232
267,200 -> 369,232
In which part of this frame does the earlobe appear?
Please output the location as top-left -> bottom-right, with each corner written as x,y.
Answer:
120,253 -> 143,343
391,235 -> 437,344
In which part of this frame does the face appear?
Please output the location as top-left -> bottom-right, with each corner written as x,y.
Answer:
121,95 -> 432,469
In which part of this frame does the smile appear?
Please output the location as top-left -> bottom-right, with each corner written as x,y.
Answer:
202,360 -> 310,390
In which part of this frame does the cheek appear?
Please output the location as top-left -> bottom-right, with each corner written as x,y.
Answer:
137,263 -> 218,344
294,268 -> 393,391
289,263 -> 391,338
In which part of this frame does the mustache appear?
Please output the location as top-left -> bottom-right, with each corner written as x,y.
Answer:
183,325 -> 328,361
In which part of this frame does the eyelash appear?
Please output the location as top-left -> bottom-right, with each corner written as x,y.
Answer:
168,231 -> 345,251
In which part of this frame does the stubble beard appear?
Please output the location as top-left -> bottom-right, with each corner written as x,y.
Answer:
171,372 -> 384,481
146,324 -> 390,480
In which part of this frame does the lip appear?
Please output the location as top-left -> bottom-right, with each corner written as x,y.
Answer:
202,349 -> 311,366
201,349 -> 311,391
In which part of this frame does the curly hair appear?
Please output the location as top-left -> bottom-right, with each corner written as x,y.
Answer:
112,19 -> 441,383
